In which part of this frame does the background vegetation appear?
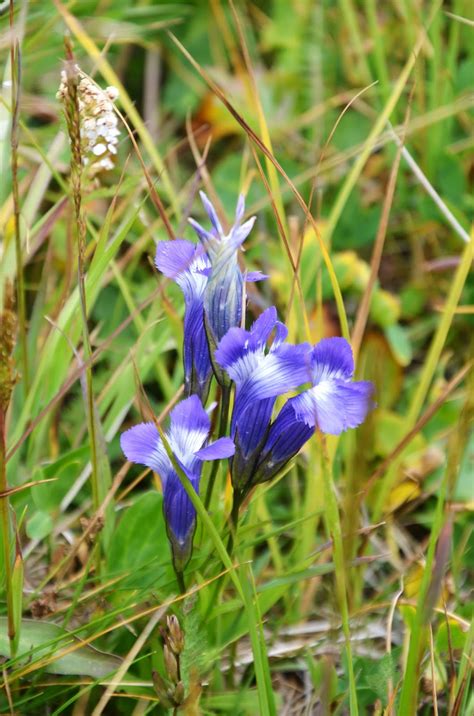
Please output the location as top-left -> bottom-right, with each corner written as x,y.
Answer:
0,0 -> 472,713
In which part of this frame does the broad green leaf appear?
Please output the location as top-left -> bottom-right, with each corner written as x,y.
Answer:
0,618 -> 121,677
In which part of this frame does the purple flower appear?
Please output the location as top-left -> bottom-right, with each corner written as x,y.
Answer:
250,338 -> 375,485
120,395 -> 234,570
216,315 -> 374,492
189,192 -> 262,383
155,239 -> 213,400
214,307 -> 311,491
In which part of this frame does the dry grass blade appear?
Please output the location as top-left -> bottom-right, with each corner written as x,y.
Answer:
168,31 -> 350,339
250,144 -> 311,340
389,125 -> 471,244
3,567 -> 234,685
91,604 -> 168,715
351,102 -> 411,359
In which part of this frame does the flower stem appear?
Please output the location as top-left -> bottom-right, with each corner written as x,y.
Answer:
319,435 -> 358,715
226,488 -> 242,557
204,384 -> 231,509
175,569 -> 186,595
62,40 -> 101,573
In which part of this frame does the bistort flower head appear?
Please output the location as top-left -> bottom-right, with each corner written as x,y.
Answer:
155,239 -> 213,401
57,68 -> 120,175
120,395 -> 234,570
215,306 -> 311,491
189,192 -> 264,384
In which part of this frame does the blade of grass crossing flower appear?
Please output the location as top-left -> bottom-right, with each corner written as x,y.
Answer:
319,435 -> 359,715
229,2 -> 288,243
373,236 -> 473,519
168,31 -> 350,340
250,145 -> 311,341
156,425 -> 276,714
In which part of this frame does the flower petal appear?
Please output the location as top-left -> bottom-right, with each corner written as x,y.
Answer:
242,342 -> 311,401
188,217 -> 214,245
292,380 -> 374,434
232,396 -> 275,456
235,193 -> 245,224
310,337 -> 355,384
231,216 -> 256,249
155,239 -> 209,300
246,270 -> 268,282
155,239 -> 196,280
204,263 -> 244,343
214,307 -> 278,385
163,472 -> 198,546
262,399 -> 314,463
195,436 -> 235,460
199,191 -> 224,236
250,306 -> 278,347
251,399 -> 314,483
168,395 -> 210,464
271,321 -> 288,351
120,422 -> 170,479
182,299 -> 212,400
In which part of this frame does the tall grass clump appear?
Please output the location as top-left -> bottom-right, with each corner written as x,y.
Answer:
0,1 -> 472,714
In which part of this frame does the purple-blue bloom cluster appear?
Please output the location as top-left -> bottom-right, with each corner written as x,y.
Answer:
188,192 -> 265,385
120,395 -> 234,570
215,308 -> 374,495
122,192 -> 374,576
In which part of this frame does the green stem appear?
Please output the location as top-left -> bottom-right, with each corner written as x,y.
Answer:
204,384 -> 231,509
10,39 -> 29,394
175,569 -> 186,595
63,41 -> 101,572
226,488 -> 242,557
0,410 -> 15,656
320,436 -> 358,715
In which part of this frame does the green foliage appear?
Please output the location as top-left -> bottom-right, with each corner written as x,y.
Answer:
0,0 -> 472,713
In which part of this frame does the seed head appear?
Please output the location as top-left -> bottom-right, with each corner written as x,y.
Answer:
0,282 -> 18,412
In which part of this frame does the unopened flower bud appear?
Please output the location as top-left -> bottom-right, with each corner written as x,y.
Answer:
167,615 -> 184,654
151,671 -> 174,709
164,644 -> 179,683
173,681 -> 185,705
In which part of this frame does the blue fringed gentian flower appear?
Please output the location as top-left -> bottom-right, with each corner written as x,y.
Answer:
189,192 -> 264,384
249,336 -> 375,485
155,239 -> 213,401
215,307 -> 311,493
216,315 -> 374,494
120,395 -> 235,570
